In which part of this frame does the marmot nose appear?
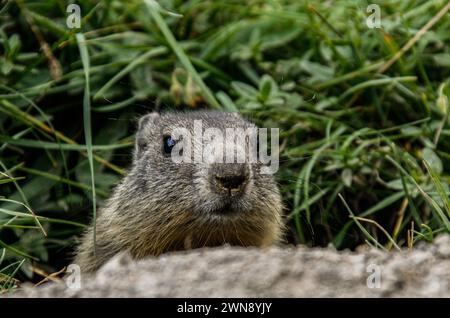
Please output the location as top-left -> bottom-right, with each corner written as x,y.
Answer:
215,175 -> 246,190
211,163 -> 249,192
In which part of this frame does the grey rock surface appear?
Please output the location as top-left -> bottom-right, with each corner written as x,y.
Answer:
11,235 -> 450,297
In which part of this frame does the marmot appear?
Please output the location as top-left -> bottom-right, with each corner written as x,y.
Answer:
74,111 -> 283,272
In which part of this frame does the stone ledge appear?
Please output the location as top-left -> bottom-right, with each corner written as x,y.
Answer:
10,235 -> 450,297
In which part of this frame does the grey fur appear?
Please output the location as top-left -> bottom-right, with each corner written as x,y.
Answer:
74,111 -> 284,272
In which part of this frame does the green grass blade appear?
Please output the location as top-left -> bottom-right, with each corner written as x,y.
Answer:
76,33 -> 97,252
144,1 -> 221,109
94,46 -> 167,101
0,135 -> 132,151
386,155 -> 450,231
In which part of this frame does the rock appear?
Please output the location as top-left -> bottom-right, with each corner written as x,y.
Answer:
9,235 -> 450,297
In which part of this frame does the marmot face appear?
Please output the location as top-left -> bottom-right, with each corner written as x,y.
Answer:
75,111 -> 283,271
133,111 -> 281,223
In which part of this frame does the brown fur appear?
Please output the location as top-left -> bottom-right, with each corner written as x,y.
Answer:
74,111 -> 284,272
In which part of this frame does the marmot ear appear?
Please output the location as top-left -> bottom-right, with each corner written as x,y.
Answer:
231,112 -> 244,120
134,112 -> 160,160
137,112 -> 160,131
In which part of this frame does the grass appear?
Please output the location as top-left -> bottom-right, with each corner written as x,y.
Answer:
76,32 -> 96,256
0,0 -> 449,292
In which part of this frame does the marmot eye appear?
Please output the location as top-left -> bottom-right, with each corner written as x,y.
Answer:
163,135 -> 176,154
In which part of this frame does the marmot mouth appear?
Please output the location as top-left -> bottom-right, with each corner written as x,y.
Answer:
209,200 -> 248,217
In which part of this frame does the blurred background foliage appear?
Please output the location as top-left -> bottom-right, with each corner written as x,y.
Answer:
0,0 -> 449,290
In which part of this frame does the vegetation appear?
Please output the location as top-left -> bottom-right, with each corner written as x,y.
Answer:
1,0 -> 449,292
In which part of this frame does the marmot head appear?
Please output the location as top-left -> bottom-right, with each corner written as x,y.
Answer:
131,111 -> 281,223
